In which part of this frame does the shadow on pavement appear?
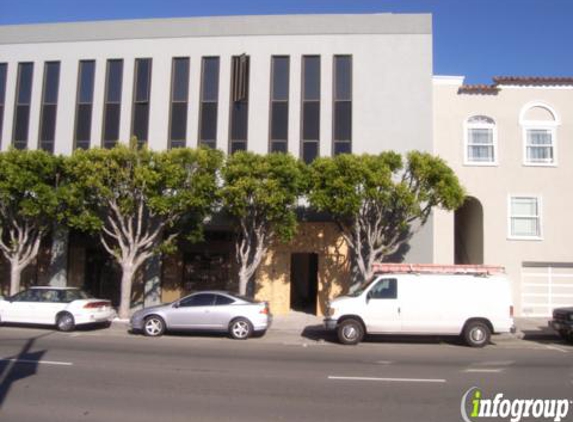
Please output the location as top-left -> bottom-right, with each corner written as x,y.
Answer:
301,324 -> 465,346
0,332 -> 53,409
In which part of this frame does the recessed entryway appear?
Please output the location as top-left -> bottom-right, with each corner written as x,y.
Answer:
290,253 -> 318,314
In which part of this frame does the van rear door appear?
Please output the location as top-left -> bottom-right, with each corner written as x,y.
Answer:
363,277 -> 401,334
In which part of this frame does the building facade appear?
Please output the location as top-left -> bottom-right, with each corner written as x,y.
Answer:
433,76 -> 573,317
0,14 -> 434,315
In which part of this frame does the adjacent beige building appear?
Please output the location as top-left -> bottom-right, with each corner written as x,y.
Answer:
433,76 -> 573,316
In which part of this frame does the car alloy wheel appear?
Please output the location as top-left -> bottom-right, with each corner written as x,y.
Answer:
56,313 -> 75,332
143,316 -> 165,337
230,318 -> 252,340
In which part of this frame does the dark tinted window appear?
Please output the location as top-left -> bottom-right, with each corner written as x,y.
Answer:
302,102 -> 320,140
303,56 -> 320,101
17,63 -> 33,104
200,102 -> 217,142
230,101 -> 248,141
269,56 -> 289,151
132,58 -> 152,145
333,56 -> 352,154
172,58 -> 189,102
78,61 -> 95,103
215,295 -> 235,306
334,101 -> 352,140
302,141 -> 318,165
0,63 -> 6,146
13,63 -> 33,148
180,293 -> 216,307
202,58 -> 219,102
39,62 -> 60,151
272,56 -> 289,101
369,279 -> 397,299
199,57 -> 219,146
334,56 -> 352,101
169,58 -> 189,147
75,61 -> 95,149
103,60 -> 123,146
106,60 -> 123,103
271,102 -> 288,141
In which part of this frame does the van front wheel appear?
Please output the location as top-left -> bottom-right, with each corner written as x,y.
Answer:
463,321 -> 491,347
337,319 -> 364,345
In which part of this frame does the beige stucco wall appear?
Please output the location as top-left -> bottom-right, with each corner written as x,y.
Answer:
256,222 -> 350,316
433,79 -> 573,314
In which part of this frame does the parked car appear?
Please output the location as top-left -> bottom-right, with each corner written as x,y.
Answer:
549,307 -> 573,343
324,265 -> 515,347
0,286 -> 115,331
130,291 -> 272,339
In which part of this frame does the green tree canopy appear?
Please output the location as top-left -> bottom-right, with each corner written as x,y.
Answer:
307,151 -> 465,283
61,143 -> 222,317
220,152 -> 306,296
0,149 -> 61,295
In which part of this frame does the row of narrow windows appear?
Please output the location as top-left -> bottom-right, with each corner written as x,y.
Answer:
0,55 -> 352,163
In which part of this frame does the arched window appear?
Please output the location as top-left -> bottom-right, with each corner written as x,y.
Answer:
464,115 -> 497,165
519,102 -> 560,166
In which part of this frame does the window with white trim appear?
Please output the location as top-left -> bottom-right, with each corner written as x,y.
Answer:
520,103 -> 559,166
525,128 -> 554,164
509,196 -> 541,239
465,115 -> 496,164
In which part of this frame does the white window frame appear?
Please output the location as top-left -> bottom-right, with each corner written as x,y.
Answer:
507,195 -> 543,241
519,102 -> 560,167
463,115 -> 498,166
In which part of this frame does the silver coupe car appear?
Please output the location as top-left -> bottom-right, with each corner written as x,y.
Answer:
129,291 -> 272,339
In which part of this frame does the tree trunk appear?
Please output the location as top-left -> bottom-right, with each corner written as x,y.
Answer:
118,264 -> 134,319
10,262 -> 22,296
238,266 -> 249,296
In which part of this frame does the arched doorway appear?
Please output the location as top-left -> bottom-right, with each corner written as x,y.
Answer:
454,197 -> 484,265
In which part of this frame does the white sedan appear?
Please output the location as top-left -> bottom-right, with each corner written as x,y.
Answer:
0,286 -> 115,331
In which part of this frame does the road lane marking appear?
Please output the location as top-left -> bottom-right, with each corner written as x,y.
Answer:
544,345 -> 569,353
328,376 -> 446,383
463,368 -> 503,373
0,358 -> 73,366
375,360 -> 394,365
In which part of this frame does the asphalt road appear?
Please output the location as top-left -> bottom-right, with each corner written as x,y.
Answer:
0,326 -> 572,422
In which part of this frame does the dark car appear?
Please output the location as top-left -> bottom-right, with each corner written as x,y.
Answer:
549,307 -> 573,343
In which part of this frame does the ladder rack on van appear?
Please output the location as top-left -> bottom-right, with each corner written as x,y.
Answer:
372,263 -> 505,276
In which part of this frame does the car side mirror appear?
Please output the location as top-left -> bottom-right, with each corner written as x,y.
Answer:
366,291 -> 372,302
173,302 -> 180,309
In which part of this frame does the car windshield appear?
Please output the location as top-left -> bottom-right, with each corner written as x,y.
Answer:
346,276 -> 378,297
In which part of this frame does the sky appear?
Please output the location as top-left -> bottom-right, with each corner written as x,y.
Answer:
0,0 -> 571,84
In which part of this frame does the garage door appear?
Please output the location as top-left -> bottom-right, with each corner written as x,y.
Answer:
521,263 -> 573,317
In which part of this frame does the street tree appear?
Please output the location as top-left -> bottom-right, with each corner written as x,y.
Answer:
221,152 -> 306,296
61,143 -> 222,318
307,151 -> 465,284
0,149 -> 61,295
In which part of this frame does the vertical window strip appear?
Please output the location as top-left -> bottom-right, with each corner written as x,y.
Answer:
0,63 -> 7,147
102,59 -> 123,149
199,57 -> 219,149
12,62 -> 34,150
229,55 -> 249,153
74,60 -> 95,150
333,55 -> 352,156
39,61 -> 60,154
269,56 -> 289,153
301,56 -> 320,164
169,57 -> 189,149
132,58 -> 152,147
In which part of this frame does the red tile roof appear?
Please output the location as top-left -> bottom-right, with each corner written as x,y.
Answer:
458,76 -> 573,94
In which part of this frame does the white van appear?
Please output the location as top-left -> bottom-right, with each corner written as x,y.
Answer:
324,265 -> 515,347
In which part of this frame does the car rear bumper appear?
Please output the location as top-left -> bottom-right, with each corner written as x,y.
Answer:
74,309 -> 116,326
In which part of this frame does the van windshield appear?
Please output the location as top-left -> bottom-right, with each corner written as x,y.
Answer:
347,276 -> 378,297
